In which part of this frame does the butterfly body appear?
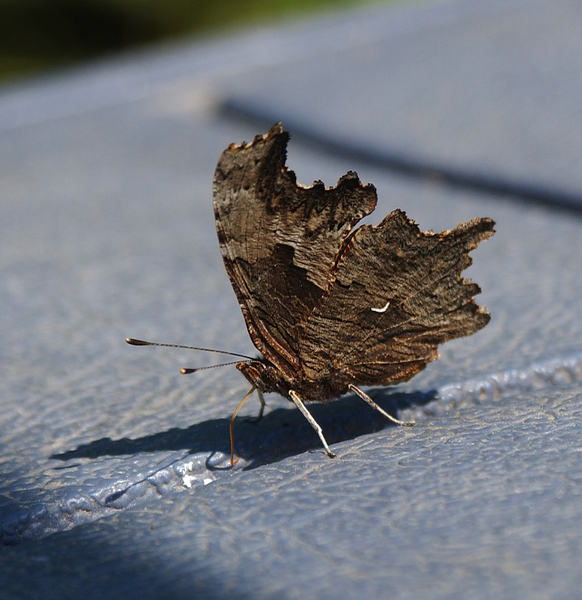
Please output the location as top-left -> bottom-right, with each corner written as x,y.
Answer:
237,357 -> 351,402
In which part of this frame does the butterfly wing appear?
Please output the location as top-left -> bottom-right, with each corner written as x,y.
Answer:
299,210 -> 495,393
213,123 -> 377,378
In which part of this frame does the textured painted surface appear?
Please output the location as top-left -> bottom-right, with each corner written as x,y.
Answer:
221,0 -> 582,206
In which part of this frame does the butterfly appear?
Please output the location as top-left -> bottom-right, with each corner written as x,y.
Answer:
129,123 -> 495,465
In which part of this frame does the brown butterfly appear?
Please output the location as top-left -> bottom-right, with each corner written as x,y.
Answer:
128,123 -> 494,464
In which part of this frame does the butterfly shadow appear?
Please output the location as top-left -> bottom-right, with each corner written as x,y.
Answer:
50,388 -> 437,470
233,387 -> 439,468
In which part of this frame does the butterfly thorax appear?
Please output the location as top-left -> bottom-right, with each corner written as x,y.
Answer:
236,359 -> 349,403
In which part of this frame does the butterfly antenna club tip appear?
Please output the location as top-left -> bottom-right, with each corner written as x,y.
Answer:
126,338 -> 150,345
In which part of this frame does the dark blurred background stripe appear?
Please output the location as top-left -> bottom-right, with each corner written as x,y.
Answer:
0,0 -> 399,82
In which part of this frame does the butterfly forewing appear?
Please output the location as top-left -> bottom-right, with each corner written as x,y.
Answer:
213,123 -> 378,377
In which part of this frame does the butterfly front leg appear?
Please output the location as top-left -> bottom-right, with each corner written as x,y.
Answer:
243,388 -> 267,423
288,390 -> 336,458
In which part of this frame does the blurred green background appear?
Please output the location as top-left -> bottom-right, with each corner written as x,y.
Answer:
0,0 -> 401,82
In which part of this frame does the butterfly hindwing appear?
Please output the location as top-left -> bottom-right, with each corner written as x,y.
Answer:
299,210 -> 495,392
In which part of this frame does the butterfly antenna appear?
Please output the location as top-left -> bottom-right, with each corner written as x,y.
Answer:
180,361 -> 249,375
125,338 -> 254,360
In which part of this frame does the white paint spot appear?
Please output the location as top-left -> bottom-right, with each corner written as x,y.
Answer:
182,475 -> 215,488
182,475 -> 196,489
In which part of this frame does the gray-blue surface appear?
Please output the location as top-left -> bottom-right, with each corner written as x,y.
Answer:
2,0 -> 582,597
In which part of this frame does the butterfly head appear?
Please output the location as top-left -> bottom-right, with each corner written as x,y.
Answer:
236,358 -> 287,396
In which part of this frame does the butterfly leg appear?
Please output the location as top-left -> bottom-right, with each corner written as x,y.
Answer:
289,390 -> 336,458
348,384 -> 414,427
243,388 -> 266,423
